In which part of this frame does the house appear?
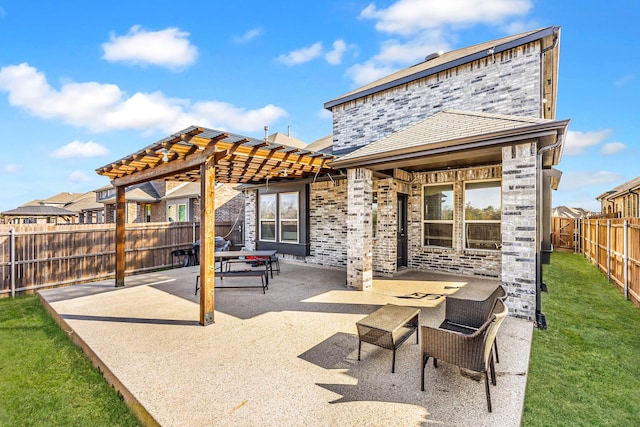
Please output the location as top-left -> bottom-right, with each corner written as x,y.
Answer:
552,206 -> 592,219
241,26 -> 568,325
595,176 -> 640,217
96,26 -> 569,326
1,191 -> 99,224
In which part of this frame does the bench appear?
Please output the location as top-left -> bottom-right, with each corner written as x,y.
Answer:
194,270 -> 268,295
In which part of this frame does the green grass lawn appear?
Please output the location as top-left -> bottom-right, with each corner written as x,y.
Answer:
523,251 -> 640,426
0,295 -> 141,427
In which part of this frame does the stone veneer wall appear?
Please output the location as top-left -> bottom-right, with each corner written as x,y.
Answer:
346,168 -> 373,290
372,178 -> 399,276
243,189 -> 257,250
408,165 -> 502,278
501,143 -> 538,321
307,179 -> 348,267
331,43 -> 541,154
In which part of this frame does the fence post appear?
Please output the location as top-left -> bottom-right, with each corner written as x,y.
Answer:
596,219 -> 600,270
10,228 -> 16,298
623,220 -> 629,300
606,220 -> 611,280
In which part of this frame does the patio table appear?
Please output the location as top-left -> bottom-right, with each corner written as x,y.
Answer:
356,304 -> 420,373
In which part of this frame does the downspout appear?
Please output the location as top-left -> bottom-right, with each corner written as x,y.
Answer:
535,132 -> 563,329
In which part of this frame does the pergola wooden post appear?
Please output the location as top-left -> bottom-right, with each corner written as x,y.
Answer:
115,185 -> 126,287
199,158 -> 216,325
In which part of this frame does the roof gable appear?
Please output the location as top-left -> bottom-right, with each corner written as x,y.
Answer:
325,26 -> 558,110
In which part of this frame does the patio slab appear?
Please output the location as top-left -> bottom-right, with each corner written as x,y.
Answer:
38,261 -> 533,427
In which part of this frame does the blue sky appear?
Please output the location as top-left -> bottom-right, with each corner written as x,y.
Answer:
0,0 -> 637,213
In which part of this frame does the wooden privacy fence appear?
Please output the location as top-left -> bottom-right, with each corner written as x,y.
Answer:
552,217 -> 579,251
0,222 -> 209,297
580,217 -> 640,307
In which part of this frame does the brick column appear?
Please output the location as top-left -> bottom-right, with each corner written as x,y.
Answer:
501,143 -> 537,320
244,190 -> 256,250
347,168 -> 373,290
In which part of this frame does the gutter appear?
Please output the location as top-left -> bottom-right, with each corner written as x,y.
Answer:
534,129 -> 565,329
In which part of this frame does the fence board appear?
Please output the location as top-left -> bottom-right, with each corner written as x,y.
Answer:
575,217 -> 640,308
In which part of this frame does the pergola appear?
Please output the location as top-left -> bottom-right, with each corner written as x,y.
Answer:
96,126 -> 335,325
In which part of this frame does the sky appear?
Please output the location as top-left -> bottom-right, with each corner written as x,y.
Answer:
0,0 -> 638,213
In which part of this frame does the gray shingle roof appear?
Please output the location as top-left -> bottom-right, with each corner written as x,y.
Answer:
332,110 -> 552,164
2,205 -> 76,216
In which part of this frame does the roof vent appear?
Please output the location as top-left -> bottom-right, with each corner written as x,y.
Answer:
424,50 -> 444,62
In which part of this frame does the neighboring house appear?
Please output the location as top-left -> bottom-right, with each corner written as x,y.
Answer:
1,191 -> 101,224
241,26 -> 568,324
67,191 -> 105,223
306,135 -> 333,154
552,206 -> 592,219
595,176 -> 640,217
96,180 -> 244,225
1,205 -> 77,224
266,131 -> 307,149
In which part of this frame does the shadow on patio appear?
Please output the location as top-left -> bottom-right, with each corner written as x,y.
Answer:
38,260 -> 531,427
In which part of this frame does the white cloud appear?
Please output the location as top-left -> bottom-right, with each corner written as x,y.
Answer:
102,25 -> 197,70
600,142 -> 626,156
192,101 -> 287,133
0,63 -> 288,134
233,27 -> 263,44
276,42 -> 323,65
558,171 -> 624,191
51,141 -> 109,158
563,129 -> 612,156
4,164 -> 19,173
615,74 -> 634,87
325,40 -> 348,65
68,170 -> 94,183
500,19 -> 541,35
317,108 -> 332,120
346,61 -> 399,87
360,0 -> 532,36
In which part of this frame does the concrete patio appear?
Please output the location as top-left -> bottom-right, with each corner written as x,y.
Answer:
38,261 -> 533,427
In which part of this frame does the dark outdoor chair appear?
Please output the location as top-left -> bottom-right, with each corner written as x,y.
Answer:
439,284 -> 506,362
421,299 -> 508,412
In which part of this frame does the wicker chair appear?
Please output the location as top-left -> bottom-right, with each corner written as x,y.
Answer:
420,299 -> 508,412
439,284 -> 506,362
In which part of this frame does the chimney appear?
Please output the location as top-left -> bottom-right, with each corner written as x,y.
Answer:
287,125 -> 290,137
264,125 -> 269,140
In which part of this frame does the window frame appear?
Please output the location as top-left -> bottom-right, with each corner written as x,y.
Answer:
278,192 -> 299,244
422,183 -> 454,248
463,180 -> 502,251
258,193 -> 277,242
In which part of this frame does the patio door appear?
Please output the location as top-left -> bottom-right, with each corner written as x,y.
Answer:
397,193 -> 408,268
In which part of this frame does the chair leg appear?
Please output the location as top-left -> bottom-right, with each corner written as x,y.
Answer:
490,353 -> 497,386
484,372 -> 493,413
391,348 -> 396,373
357,341 -> 362,361
494,338 -> 500,363
421,354 -> 429,391
194,275 -> 200,295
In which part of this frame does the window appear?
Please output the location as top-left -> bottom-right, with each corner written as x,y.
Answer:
168,203 -> 187,222
279,193 -> 299,243
259,194 -> 277,241
259,191 -> 300,243
423,184 -> 453,247
464,181 -> 501,250
372,193 -> 378,238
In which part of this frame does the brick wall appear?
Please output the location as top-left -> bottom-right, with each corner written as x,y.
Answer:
346,168 -> 373,290
501,143 -> 538,320
331,43 -> 541,154
307,179 -> 348,267
243,190 -> 257,250
408,165 -> 502,278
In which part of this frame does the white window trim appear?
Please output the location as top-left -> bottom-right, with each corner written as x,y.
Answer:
422,183 -> 454,248
258,193 -> 277,242
278,192 -> 300,244
463,180 -> 502,251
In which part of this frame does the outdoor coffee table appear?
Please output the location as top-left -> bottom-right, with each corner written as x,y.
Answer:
356,304 -> 420,373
